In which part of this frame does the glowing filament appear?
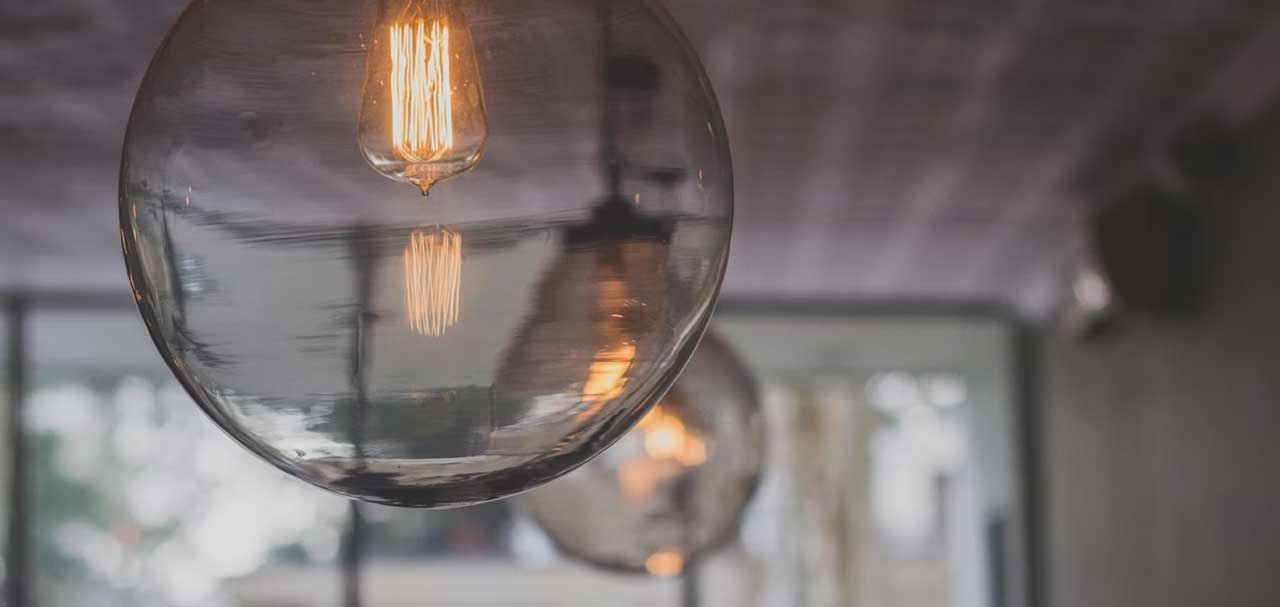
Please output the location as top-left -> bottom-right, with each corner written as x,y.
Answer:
389,19 -> 453,162
404,230 -> 462,337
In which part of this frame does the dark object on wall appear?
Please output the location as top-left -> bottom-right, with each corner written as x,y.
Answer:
1169,118 -> 1244,185
1091,184 -> 1202,315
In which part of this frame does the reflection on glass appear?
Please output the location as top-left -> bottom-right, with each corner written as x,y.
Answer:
490,198 -> 678,445
583,343 -> 636,403
359,0 -> 488,194
403,229 -> 462,337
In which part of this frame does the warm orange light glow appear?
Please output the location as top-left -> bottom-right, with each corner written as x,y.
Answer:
636,406 -> 708,468
577,265 -> 639,419
583,343 -> 637,402
643,413 -> 685,460
390,19 -> 453,163
404,229 -> 462,336
645,550 -> 685,577
618,458 -> 662,502
677,434 -> 707,468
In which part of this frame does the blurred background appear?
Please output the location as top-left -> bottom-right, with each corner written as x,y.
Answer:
4,0 -> 1280,605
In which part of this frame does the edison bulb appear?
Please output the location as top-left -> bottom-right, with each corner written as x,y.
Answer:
523,333 -> 763,572
358,0 -> 488,194
120,0 -> 732,507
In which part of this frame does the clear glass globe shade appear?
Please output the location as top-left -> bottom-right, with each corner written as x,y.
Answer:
119,0 -> 732,507
523,333 -> 763,574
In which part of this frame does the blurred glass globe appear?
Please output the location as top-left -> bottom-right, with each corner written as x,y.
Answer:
523,333 -> 763,574
119,0 -> 732,507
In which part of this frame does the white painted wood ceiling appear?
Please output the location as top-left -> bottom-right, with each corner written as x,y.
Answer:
3,0 -> 1279,316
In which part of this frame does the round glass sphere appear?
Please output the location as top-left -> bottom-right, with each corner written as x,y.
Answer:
119,0 -> 732,507
523,333 -> 763,574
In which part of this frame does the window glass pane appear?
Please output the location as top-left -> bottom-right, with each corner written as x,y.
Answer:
22,306 -> 1027,607
29,310 -> 347,607
715,314 -> 1025,607
26,309 -> 678,606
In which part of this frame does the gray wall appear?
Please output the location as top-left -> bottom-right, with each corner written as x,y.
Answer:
1041,106 -> 1280,606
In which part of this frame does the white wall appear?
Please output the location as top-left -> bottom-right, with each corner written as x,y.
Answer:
1041,106 -> 1280,606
